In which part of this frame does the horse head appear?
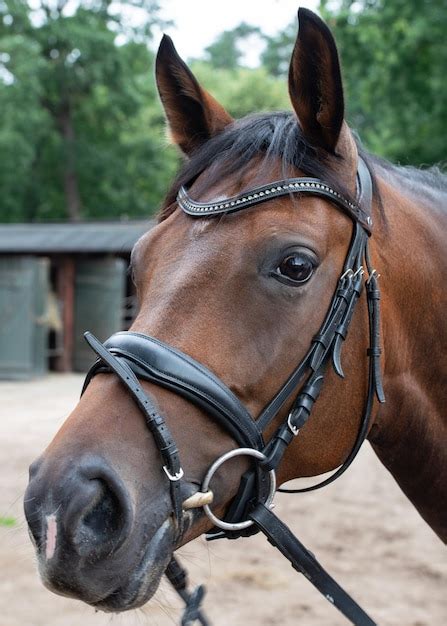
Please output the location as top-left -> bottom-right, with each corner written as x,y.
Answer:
25,8 -> 382,614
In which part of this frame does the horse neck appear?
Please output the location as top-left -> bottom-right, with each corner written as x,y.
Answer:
366,163 -> 447,542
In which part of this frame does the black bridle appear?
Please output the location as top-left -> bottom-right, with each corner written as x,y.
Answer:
82,157 -> 384,626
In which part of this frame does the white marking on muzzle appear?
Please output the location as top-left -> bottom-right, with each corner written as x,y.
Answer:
45,513 -> 57,560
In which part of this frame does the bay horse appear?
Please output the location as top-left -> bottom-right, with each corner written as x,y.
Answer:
24,7 -> 446,625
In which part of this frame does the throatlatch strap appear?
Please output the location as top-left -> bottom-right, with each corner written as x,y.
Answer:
249,504 -> 378,626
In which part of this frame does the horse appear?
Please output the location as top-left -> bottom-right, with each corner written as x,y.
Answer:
24,7 -> 446,625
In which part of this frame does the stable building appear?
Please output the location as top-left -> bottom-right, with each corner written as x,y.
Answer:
0,221 -> 153,379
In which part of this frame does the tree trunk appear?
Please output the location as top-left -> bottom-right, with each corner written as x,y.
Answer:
58,106 -> 81,222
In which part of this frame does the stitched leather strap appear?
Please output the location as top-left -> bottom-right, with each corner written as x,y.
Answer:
82,332 -> 185,533
277,274 -> 379,493
249,503 -> 378,626
256,223 -> 368,433
178,176 -> 372,233
83,331 -> 264,451
366,274 -> 386,403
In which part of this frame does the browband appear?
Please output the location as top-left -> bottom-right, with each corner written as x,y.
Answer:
177,172 -> 373,234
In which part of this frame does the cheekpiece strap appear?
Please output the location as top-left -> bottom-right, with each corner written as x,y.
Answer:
177,175 -> 372,234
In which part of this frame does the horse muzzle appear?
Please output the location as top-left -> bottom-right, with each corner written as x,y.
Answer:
24,453 -> 178,611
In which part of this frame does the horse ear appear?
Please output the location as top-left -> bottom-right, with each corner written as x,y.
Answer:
156,35 -> 233,155
288,8 -> 344,154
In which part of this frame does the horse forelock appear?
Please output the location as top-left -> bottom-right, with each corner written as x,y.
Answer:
158,111 -> 362,222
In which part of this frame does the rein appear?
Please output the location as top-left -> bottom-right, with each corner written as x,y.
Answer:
82,156 -> 384,626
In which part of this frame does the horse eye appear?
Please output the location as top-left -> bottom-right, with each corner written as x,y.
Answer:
275,253 -> 315,285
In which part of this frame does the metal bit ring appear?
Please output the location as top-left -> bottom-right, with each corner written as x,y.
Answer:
201,448 -> 276,531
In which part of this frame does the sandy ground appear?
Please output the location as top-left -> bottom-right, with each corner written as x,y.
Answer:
0,374 -> 445,626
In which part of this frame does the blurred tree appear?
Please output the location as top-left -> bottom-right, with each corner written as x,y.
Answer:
191,62 -> 289,118
260,21 -> 296,77
0,31 -> 49,222
194,21 -> 289,118
203,22 -> 261,70
3,2 -> 443,223
261,1 -> 447,165
320,0 -> 447,165
0,0 -> 177,222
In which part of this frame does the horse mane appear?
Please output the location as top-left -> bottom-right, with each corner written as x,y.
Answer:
365,153 -> 447,207
158,110 -> 446,221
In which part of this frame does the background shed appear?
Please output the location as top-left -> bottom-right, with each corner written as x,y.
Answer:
0,221 -> 153,379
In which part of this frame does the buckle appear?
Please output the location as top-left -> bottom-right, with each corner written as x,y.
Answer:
287,412 -> 300,436
366,268 -> 380,284
163,465 -> 184,481
340,268 -> 354,281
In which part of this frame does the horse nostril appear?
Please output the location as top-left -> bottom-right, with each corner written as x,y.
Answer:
24,496 -> 43,549
76,479 -> 124,552
28,457 -> 43,479
25,461 -> 45,549
68,465 -> 133,559
24,457 -> 133,562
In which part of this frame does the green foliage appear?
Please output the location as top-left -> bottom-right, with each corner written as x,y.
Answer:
203,22 -> 261,70
319,0 -> 447,165
191,62 -> 289,118
0,33 -> 50,221
260,1 -> 447,165
1,1 -> 444,223
0,0 -> 177,222
260,21 -> 296,77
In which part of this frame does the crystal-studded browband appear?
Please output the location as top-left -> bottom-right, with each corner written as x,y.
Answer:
177,176 -> 373,233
